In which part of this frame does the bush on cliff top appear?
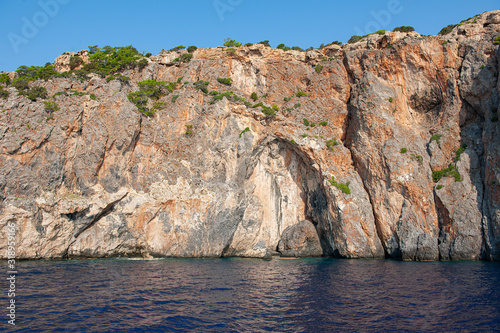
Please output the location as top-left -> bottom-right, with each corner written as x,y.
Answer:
393,26 -> 415,33
83,45 -> 144,77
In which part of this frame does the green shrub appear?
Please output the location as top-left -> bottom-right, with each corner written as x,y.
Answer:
277,44 -> 291,51
0,88 -> 9,99
223,38 -> 241,47
250,92 -> 258,101
187,46 -> 198,53
494,35 -> 500,45
296,91 -> 307,97
375,30 -> 386,35
294,103 -> 301,108
179,53 -> 193,63
454,144 -> 467,161
145,52 -> 152,57
244,43 -> 253,47
393,26 -> 415,32
226,48 -> 237,56
319,121 -> 328,126
43,101 -> 60,114
348,35 -> 362,44
436,185 -> 443,190
153,101 -> 168,109
170,45 -> 186,52
389,97 -> 393,102
24,86 -> 47,101
439,24 -> 457,35
16,63 -> 59,81
272,104 -> 279,111
217,77 -> 232,86
329,176 -> 351,194
69,55 -> 83,70
137,58 -> 148,70
185,124 -> 193,135
258,40 -> 270,47
261,105 -> 276,118
300,134 -> 308,138
0,73 -> 10,85
290,139 -> 296,144
315,64 -> 323,73
430,134 -> 442,143
303,118 -> 310,126
283,96 -> 290,102
128,91 -> 150,115
83,45 -> 144,77
171,95 -> 179,103
291,46 -> 303,51
239,127 -> 250,138
12,78 -> 29,91
432,164 -> 461,182
400,148 -> 407,153
106,74 -> 130,83
326,139 -> 339,151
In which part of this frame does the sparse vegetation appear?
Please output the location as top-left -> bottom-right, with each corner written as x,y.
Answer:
258,40 -> 270,47
389,97 -> 394,103
329,176 -> 351,194
319,121 -> 328,126
494,35 -> 500,45
437,185 -> 443,190
393,26 -> 415,32
153,101 -> 168,109
348,35 -> 363,44
194,80 -> 209,93
296,91 -> 307,97
454,144 -> 467,161
170,45 -> 186,52
0,73 -> 11,85
303,118 -> 310,126
178,53 -> 193,63
69,55 -> 83,70
432,164 -> 462,182
315,64 -> 323,73
106,73 -> 130,83
171,95 -> 179,103
23,86 -> 48,101
375,30 -> 386,35
400,148 -> 407,153
250,92 -> 258,101
430,134 -> 442,144
185,124 -> 193,135
82,45 -> 145,77
187,46 -> 198,53
300,134 -> 308,138
0,88 -> 9,99
439,24 -> 457,35
223,38 -> 241,47
128,79 -> 179,116
217,77 -> 232,86
43,100 -> 59,114
326,139 -> 340,151
239,127 -> 250,138
277,44 -> 291,51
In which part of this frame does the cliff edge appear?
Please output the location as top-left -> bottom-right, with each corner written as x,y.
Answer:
1,11 -> 499,260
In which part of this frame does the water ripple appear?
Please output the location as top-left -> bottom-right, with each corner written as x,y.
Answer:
1,258 -> 499,332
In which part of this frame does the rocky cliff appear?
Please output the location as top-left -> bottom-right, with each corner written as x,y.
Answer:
1,11 -> 499,260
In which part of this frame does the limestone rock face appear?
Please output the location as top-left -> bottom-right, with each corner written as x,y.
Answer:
1,10 -> 500,260
278,220 -> 323,257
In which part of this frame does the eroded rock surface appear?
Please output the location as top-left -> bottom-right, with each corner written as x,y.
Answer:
1,10 -> 500,260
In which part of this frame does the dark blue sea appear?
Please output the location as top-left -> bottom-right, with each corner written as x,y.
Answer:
2,258 -> 500,332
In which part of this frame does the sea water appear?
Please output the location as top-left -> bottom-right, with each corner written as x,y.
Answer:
2,258 -> 500,332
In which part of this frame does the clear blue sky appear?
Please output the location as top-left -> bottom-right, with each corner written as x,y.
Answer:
1,0 -> 498,72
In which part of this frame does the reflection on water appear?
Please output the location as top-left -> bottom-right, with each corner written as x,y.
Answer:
3,258 -> 500,332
